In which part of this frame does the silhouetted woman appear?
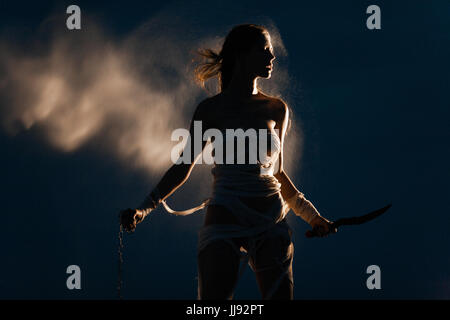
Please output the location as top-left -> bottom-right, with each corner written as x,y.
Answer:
120,24 -> 333,300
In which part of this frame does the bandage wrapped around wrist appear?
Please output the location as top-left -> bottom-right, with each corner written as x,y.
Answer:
136,188 -> 162,217
285,192 -> 320,224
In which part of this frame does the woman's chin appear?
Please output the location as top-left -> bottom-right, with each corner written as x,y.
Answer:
259,70 -> 272,79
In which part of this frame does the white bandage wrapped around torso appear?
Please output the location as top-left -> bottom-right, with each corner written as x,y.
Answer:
285,192 -> 320,224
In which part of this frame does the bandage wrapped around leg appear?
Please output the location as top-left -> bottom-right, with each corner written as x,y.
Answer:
285,192 -> 320,224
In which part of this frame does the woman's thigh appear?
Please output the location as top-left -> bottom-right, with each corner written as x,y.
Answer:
250,227 -> 294,300
197,238 -> 243,300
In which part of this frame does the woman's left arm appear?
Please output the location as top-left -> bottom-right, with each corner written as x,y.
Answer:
274,100 -> 299,199
273,99 -> 299,200
273,100 -> 334,237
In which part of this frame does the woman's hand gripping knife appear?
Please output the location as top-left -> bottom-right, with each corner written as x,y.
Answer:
285,192 -> 337,237
120,189 -> 161,233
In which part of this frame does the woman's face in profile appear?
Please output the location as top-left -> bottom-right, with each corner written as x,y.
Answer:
241,32 -> 276,79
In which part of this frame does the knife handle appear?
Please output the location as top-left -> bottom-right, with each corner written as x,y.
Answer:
305,223 -> 337,238
305,229 -> 317,238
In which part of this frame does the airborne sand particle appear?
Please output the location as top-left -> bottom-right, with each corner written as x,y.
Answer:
0,11 -> 302,205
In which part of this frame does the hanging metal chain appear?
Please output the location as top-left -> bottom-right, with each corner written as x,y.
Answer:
118,214 -> 124,300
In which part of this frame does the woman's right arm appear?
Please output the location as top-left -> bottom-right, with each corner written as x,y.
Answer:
143,100 -> 210,206
120,100 -> 210,232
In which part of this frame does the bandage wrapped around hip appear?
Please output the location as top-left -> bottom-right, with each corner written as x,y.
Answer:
285,192 -> 320,224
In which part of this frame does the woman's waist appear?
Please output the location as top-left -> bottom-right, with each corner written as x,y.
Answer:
205,193 -> 281,226
211,163 -> 267,175
211,164 -> 281,197
205,192 -> 286,230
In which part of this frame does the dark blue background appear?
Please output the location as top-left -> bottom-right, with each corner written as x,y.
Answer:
0,0 -> 448,299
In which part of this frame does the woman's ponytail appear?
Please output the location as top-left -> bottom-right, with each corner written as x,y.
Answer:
194,49 -> 222,90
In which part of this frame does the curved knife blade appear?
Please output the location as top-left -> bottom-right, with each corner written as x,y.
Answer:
306,203 -> 392,238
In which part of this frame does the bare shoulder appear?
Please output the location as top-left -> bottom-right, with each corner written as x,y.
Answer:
193,95 -> 217,118
259,92 -> 288,122
191,94 -> 223,128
